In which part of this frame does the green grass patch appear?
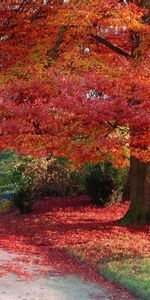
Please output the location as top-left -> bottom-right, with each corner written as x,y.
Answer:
99,257 -> 150,300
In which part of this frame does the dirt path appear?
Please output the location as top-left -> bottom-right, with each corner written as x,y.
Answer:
0,198 -> 144,300
0,248 -> 112,300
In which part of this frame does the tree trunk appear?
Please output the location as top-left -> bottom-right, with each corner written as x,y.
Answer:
119,156 -> 150,225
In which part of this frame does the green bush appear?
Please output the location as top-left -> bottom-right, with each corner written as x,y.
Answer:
83,162 -> 114,205
0,199 -> 13,214
46,155 -> 72,196
10,157 -> 38,213
11,155 -> 73,205
0,150 -> 16,160
1,150 -> 129,212
82,162 -> 129,206
0,150 -> 18,197
70,170 -> 86,195
13,186 -> 33,214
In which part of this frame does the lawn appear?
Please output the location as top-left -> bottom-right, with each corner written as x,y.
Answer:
0,196 -> 149,299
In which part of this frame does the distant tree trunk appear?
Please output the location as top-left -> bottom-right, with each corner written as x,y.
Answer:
120,156 -> 150,225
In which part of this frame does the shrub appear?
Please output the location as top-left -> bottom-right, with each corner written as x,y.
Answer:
0,150 -> 18,197
0,199 -> 13,214
83,162 -> 129,206
10,157 -> 36,213
0,150 -> 16,160
83,163 -> 114,205
46,155 -> 72,196
9,154 -> 129,211
11,155 -> 73,211
70,170 -> 86,195
13,186 -> 33,214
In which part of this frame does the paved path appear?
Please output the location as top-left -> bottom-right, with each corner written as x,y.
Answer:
0,249 -> 111,300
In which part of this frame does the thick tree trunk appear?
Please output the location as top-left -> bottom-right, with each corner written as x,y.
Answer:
119,156 -> 150,225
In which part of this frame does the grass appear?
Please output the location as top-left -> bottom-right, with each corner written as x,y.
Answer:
100,257 -> 150,300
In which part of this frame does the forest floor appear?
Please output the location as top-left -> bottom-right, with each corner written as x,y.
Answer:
0,196 -> 150,300
0,248 -> 114,300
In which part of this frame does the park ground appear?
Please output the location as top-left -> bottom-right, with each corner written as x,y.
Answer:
0,196 -> 150,299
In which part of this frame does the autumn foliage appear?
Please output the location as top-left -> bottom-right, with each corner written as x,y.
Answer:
0,196 -> 149,298
0,0 -> 149,165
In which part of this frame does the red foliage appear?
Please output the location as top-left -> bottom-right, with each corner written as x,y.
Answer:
0,196 -> 149,298
0,1 -> 150,163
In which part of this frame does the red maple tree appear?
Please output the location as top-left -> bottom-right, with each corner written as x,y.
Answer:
0,0 -> 150,224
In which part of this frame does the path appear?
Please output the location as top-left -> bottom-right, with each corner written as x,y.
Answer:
0,248 -> 111,300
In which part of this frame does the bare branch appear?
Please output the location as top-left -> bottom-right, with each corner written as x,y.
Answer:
45,25 -> 67,67
91,34 -> 134,59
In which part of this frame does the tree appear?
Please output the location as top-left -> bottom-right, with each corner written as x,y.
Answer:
0,0 -> 150,224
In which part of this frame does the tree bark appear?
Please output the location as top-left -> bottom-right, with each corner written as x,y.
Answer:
118,0 -> 150,226
119,156 -> 150,225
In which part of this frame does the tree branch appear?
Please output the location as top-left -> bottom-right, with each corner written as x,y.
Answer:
46,25 -> 67,67
91,34 -> 134,58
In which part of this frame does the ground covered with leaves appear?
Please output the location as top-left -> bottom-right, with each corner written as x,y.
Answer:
0,196 -> 150,299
